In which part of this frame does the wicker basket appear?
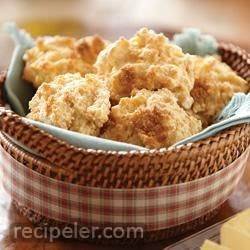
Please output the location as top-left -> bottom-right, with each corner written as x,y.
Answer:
0,42 -> 249,244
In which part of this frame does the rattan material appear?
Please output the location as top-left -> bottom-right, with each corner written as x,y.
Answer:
0,44 -> 249,189
1,112 -> 249,189
0,132 -> 221,244
0,42 -> 249,243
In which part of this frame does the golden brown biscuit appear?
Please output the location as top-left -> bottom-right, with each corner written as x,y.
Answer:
102,88 -> 202,149
95,28 -> 195,109
23,35 -> 106,88
191,56 -> 249,126
27,73 -> 111,136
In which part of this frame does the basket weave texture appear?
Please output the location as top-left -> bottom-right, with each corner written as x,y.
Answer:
0,43 -> 249,188
0,132 -> 222,244
0,42 -> 249,243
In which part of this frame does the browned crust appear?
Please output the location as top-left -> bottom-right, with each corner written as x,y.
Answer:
0,42 -> 249,243
0,43 -> 249,189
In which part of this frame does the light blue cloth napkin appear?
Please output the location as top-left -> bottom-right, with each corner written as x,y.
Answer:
23,93 -> 249,151
2,23 -> 249,152
2,22 -> 35,116
172,28 -> 218,56
174,93 -> 250,147
22,118 -> 147,152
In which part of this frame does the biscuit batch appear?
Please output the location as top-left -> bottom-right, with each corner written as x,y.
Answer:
25,28 -> 249,149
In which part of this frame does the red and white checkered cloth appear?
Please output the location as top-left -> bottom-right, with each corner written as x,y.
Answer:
1,147 -> 249,231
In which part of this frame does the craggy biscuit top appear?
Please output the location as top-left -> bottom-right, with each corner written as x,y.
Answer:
23,35 -> 106,88
102,88 -> 202,149
75,35 -> 108,65
191,56 -> 249,126
27,73 -> 111,136
95,28 -> 195,109
24,28 -> 249,149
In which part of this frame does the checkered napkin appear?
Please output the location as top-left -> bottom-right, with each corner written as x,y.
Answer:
1,146 -> 249,231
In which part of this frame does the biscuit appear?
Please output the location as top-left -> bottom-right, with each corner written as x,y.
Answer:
23,35 -> 106,88
191,56 -> 249,126
102,88 -> 202,148
27,73 -> 111,136
95,28 -> 195,109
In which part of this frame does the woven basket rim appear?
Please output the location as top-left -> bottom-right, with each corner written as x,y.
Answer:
1,39 -> 249,237
0,42 -> 249,157
1,108 -> 248,157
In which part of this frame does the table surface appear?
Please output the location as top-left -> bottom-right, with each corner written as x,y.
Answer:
0,153 -> 249,250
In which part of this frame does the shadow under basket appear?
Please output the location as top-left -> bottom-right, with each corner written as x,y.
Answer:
0,42 -> 249,244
